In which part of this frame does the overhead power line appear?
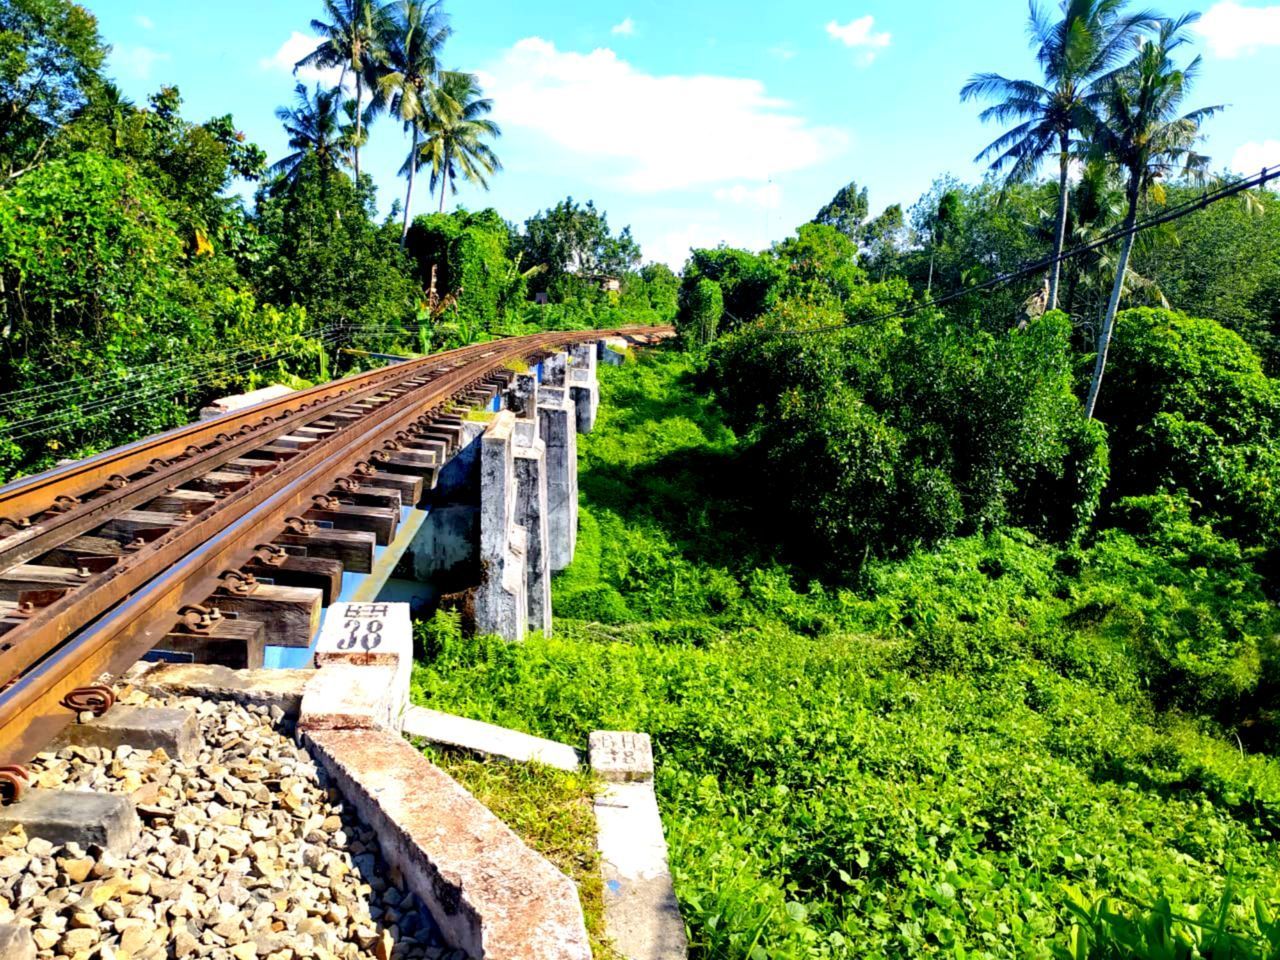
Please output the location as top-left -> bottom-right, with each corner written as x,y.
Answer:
781,165 -> 1280,337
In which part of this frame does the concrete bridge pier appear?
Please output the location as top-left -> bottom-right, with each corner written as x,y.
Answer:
543,351 -> 568,387
537,385 -> 578,573
409,422 -> 486,598
568,342 -> 600,434
514,420 -> 552,636
476,411 -> 528,641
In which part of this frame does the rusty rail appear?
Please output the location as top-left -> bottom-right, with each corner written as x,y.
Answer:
0,327 -> 670,766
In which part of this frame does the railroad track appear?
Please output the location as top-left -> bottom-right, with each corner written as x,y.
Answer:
0,327 -> 668,790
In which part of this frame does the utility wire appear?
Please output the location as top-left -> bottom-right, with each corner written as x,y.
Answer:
780,165 -> 1279,337
0,323 -> 415,416
0,333 -> 346,442
0,324 -> 424,441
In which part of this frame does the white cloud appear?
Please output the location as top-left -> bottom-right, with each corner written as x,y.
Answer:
480,38 -> 846,193
1232,139 -> 1280,173
261,32 -> 345,88
647,223 -> 735,270
611,17 -> 635,36
112,44 -> 170,80
826,15 -> 892,51
1196,2 -> 1280,57
714,183 -> 783,209
134,14 -> 154,30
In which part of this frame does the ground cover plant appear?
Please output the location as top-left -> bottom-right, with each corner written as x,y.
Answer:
413,347 -> 1280,958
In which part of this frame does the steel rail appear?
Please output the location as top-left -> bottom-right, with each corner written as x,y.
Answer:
0,327 -> 669,766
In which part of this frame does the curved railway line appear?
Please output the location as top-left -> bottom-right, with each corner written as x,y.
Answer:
0,327 -> 669,792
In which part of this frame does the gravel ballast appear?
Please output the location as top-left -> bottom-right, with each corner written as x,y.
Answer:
0,690 -> 455,960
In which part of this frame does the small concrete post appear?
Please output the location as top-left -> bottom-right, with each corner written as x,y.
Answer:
514,421 -> 552,636
300,601 -> 414,733
543,352 -> 568,386
537,385 -> 578,572
589,732 -> 689,959
507,370 -> 539,421
476,412 -> 528,641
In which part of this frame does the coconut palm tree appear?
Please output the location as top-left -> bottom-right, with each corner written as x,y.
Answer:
1082,13 -> 1223,419
295,0 -> 386,182
269,82 -> 347,190
402,71 -> 502,213
961,0 -> 1156,313
374,0 -> 452,244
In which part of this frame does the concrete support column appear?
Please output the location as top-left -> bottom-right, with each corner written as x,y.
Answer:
599,337 -> 628,367
476,411 -> 527,641
569,367 -> 600,435
569,341 -> 598,381
538,386 -> 578,572
409,422 -> 485,594
543,352 -> 568,387
514,421 -> 552,636
506,370 -> 539,421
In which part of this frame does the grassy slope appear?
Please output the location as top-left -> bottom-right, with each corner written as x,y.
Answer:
412,346 -> 1280,959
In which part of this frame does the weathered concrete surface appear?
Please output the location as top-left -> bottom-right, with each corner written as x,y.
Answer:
55,705 -> 203,764
0,790 -> 139,855
137,663 -> 311,717
410,422 -> 486,591
538,386 -> 578,572
403,706 -> 581,771
198,384 -> 293,420
477,412 -> 527,641
594,782 -> 688,960
569,368 -> 599,435
514,425 -> 552,636
507,370 -> 539,420
305,728 -> 592,960
304,601 -> 413,732
590,731 -> 654,783
590,731 -> 687,960
0,923 -> 36,960
569,341 -> 598,382
542,352 -> 568,387
298,664 -> 403,733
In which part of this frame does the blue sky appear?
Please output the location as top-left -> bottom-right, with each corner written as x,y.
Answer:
93,0 -> 1280,267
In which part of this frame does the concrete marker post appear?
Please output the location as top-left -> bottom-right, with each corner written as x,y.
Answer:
589,731 -> 689,960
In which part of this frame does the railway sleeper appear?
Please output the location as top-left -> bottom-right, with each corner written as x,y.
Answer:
244,554 -> 343,605
302,503 -> 398,545
327,485 -> 403,511
275,529 -> 376,574
156,617 -> 267,669
208,583 -> 323,648
0,565 -> 90,602
97,510 -> 180,540
349,471 -> 424,507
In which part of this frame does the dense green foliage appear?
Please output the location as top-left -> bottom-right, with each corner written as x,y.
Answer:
414,349 -> 1280,958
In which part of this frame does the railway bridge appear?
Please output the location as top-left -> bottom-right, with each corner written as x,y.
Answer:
0,327 -> 683,960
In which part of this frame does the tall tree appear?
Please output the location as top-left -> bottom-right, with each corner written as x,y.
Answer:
1083,13 -> 1223,419
294,0 -> 386,182
813,180 -> 870,241
375,0 -> 451,244
0,0 -> 107,176
404,70 -> 501,213
269,82 -> 346,190
961,0 -> 1154,312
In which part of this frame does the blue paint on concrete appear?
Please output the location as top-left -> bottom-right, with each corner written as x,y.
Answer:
535,360 -> 544,382
490,393 -> 501,413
